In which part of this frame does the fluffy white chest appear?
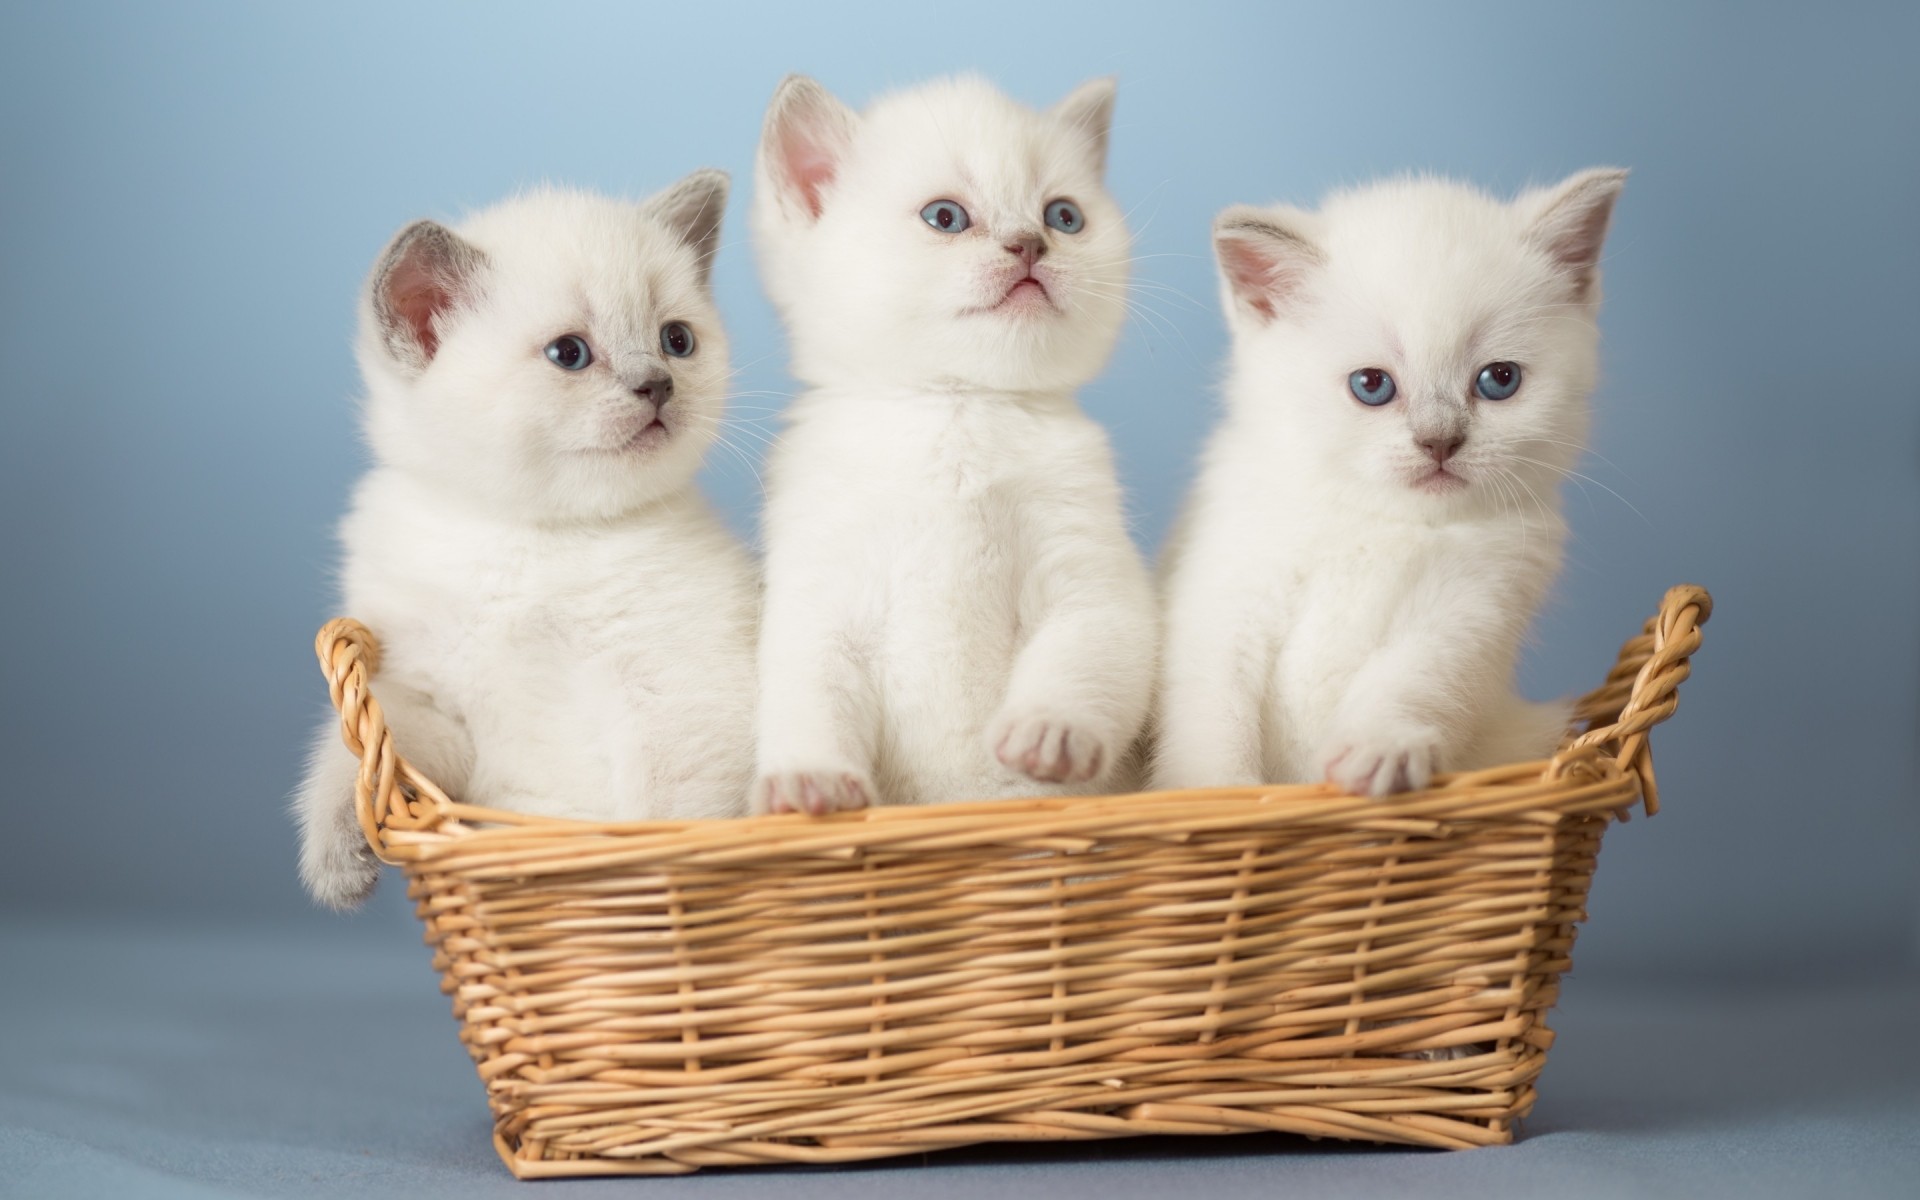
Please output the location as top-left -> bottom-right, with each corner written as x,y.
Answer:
867,445 -> 1028,785
1170,449 -> 1561,786
339,472 -> 755,819
764,393 -> 1103,801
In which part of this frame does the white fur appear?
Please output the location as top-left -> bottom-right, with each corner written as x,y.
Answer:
295,178 -> 758,908
1156,171 -> 1627,796
750,75 -> 1155,813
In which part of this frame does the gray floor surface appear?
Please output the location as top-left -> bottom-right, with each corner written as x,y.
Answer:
2,919 -> 1915,1200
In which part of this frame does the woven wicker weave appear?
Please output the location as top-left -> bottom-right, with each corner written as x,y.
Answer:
312,583 -> 1710,1177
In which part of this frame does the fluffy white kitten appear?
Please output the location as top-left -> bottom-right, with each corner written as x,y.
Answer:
1156,170 -> 1627,796
750,75 -> 1156,813
295,175 -> 758,909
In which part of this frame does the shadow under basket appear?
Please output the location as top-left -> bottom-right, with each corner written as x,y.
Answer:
313,584 -> 1711,1177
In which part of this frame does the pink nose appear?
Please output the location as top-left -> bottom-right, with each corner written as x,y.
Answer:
1003,233 -> 1045,265
1419,434 -> 1464,466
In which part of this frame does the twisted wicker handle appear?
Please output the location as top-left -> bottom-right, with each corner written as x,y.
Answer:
1549,584 -> 1712,814
314,618 -> 455,861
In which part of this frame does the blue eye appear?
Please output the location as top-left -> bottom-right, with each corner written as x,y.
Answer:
1349,368 -> 1396,406
660,321 -> 695,358
1044,199 -> 1085,234
920,200 -> 970,233
544,335 -> 592,371
1475,361 -> 1522,400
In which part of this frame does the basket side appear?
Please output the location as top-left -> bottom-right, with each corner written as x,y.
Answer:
425,799 -> 1635,1175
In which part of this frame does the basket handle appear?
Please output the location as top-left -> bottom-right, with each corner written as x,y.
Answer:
1547,584 -> 1712,814
314,618 -> 454,859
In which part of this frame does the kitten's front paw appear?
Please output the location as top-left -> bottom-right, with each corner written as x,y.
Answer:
1321,724 -> 1443,798
298,821 -> 380,911
989,712 -> 1109,785
753,767 -> 875,816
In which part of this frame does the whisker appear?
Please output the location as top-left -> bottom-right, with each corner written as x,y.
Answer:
1525,435 -> 1637,483
1501,453 -> 1647,525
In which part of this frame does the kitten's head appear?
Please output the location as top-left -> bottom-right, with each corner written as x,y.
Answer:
357,173 -> 731,522
753,74 -> 1128,393
1214,170 -> 1626,516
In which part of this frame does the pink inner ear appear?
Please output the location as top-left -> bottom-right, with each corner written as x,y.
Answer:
1218,222 -> 1320,321
386,256 -> 454,361
1219,240 -> 1276,320
780,131 -> 839,220
1218,237 -> 1289,321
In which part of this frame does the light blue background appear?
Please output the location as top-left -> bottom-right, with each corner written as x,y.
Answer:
2,0 -> 1916,984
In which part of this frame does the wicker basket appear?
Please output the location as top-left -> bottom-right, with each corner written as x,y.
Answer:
312,584 -> 1710,1177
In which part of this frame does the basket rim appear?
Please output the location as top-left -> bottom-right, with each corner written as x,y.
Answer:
372,774 -> 1646,879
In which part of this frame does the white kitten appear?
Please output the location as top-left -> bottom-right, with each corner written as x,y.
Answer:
749,75 -> 1156,813
295,176 -> 759,908
1156,171 -> 1627,796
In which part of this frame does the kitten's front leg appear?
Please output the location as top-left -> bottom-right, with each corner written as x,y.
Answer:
991,608 -> 1154,787
293,681 -> 471,908
753,574 -> 880,816
988,500 -> 1155,790
1318,577 -> 1516,797
1320,652 -> 1457,798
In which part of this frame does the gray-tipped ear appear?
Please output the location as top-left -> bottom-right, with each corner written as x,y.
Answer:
368,220 -> 487,371
1051,76 -> 1117,175
1523,167 -> 1628,299
758,74 -> 857,222
647,168 -> 729,286
1213,205 -> 1321,323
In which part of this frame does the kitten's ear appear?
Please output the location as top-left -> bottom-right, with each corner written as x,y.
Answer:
1213,205 -> 1322,323
1052,77 -> 1117,176
647,168 -> 729,286
758,75 -> 856,223
368,220 -> 486,371
1522,167 -> 1627,299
